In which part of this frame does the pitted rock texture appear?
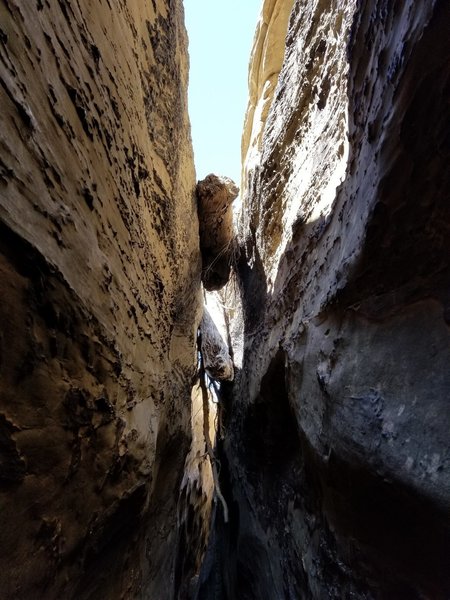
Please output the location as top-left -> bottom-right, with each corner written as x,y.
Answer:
198,0 -> 450,598
197,174 -> 239,291
0,1 -> 200,598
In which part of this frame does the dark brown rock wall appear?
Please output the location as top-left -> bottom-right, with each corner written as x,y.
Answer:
197,0 -> 450,598
0,1 -> 200,598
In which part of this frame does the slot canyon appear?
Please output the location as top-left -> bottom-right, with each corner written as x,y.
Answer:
0,0 -> 449,598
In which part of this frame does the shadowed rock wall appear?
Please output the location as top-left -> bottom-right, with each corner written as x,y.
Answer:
0,1 -> 200,598
197,0 -> 450,598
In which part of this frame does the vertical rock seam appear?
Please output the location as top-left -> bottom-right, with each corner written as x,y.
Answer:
197,0 -> 450,598
0,1 -> 200,599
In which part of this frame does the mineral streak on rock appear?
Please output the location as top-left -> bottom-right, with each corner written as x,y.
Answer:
0,0 -> 201,598
196,174 -> 239,291
196,0 -> 450,598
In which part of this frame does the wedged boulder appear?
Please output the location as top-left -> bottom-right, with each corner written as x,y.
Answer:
197,174 -> 239,291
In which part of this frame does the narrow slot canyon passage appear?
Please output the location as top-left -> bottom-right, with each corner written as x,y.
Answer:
0,1 -> 450,599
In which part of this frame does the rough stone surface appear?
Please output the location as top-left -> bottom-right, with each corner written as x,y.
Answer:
198,0 -> 450,598
197,174 -> 239,291
0,1 -> 201,598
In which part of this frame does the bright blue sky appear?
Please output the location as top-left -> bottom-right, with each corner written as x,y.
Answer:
184,0 -> 262,187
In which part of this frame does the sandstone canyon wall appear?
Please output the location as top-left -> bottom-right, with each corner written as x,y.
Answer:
196,0 -> 450,598
0,1 -> 201,598
2,0 -> 450,598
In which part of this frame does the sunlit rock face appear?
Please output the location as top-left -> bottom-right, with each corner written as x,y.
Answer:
198,0 -> 450,598
241,0 -> 295,196
0,1 -> 201,598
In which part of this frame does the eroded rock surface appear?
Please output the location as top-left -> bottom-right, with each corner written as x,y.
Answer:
0,1 -> 200,598
198,0 -> 450,598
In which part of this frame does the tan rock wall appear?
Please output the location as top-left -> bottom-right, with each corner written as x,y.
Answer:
0,1 -> 200,598
241,0 -> 294,195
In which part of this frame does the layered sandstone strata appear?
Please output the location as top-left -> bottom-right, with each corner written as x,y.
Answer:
0,1 -> 200,598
